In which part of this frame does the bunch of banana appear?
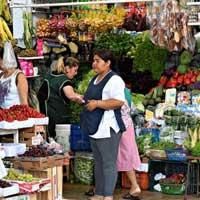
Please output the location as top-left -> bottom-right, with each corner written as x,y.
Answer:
0,17 -> 13,44
0,0 -> 12,23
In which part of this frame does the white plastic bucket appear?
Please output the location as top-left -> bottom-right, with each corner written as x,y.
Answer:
55,124 -> 71,152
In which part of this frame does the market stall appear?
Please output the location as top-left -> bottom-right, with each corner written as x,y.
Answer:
0,0 -> 200,199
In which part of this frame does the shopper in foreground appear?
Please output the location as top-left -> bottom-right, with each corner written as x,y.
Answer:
80,49 -> 126,200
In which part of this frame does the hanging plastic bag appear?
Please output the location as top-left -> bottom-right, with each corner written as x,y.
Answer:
2,42 -> 17,69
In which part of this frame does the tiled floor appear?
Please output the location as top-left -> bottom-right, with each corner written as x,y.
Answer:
63,183 -> 199,200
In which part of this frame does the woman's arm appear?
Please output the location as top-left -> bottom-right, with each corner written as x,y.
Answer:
85,99 -> 124,111
17,73 -> 28,105
63,85 -> 84,104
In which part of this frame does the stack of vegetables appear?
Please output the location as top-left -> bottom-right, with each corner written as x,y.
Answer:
158,50 -> 200,89
184,127 -> 200,157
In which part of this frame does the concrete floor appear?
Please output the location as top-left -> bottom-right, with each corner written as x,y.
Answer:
63,183 -> 199,200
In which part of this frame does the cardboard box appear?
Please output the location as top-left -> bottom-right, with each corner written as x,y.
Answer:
19,126 -> 46,147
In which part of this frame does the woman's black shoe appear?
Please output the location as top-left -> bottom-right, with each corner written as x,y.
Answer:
84,188 -> 95,196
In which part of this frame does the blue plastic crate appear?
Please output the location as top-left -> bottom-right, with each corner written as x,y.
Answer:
165,148 -> 187,161
70,124 -> 91,152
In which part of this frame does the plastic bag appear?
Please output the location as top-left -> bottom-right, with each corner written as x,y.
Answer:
74,152 -> 94,185
2,42 -> 17,69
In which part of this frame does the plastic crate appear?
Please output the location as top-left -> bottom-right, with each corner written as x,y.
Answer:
160,183 -> 185,195
165,148 -> 187,161
70,125 -> 91,152
149,160 -> 188,191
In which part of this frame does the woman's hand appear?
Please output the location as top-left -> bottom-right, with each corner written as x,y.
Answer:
85,100 -> 98,111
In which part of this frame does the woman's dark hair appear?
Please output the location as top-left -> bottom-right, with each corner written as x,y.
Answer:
93,49 -> 116,70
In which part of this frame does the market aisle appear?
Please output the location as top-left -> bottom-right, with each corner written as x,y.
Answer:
63,183 -> 199,200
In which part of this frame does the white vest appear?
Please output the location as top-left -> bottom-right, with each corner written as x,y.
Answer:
0,69 -> 21,108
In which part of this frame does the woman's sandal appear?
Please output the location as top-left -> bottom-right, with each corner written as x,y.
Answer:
85,188 -> 95,196
122,193 -> 141,200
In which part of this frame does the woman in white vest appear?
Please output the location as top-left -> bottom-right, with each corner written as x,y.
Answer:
0,42 -> 28,108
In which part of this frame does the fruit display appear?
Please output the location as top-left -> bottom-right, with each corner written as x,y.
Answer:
36,7 -> 126,38
36,18 -> 52,38
0,105 -> 45,122
20,145 -> 54,157
5,169 -> 35,182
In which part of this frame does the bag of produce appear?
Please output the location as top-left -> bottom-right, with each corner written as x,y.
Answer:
3,42 -> 17,69
74,152 -> 94,185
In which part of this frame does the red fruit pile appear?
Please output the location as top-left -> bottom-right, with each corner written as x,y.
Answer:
0,105 -> 45,122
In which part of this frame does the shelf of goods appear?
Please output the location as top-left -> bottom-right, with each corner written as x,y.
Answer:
10,0 -> 162,8
0,117 -> 48,143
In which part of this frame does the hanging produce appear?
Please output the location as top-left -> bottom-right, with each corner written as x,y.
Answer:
0,0 -> 12,23
149,0 -> 195,52
122,3 -> 147,31
65,7 -> 126,35
23,12 -> 34,49
0,17 -> 13,45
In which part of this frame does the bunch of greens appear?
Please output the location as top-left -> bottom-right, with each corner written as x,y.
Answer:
94,32 -> 135,58
136,134 -> 152,154
127,31 -> 168,80
150,141 -> 176,150
191,142 -> 200,156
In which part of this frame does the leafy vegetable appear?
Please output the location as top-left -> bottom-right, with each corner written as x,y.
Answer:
136,134 -> 152,154
191,142 -> 200,156
127,31 -> 168,80
94,32 -> 135,58
69,69 -> 95,123
150,141 -> 176,150
132,93 -> 145,112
